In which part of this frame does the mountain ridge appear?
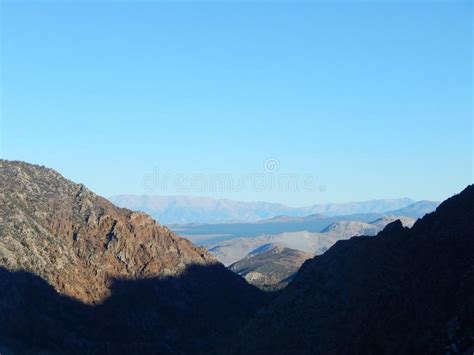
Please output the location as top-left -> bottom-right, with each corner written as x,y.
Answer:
110,194 -> 431,224
0,160 -> 217,303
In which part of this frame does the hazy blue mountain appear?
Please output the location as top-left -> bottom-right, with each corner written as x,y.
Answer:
109,195 -> 304,224
305,198 -> 416,216
384,200 -> 440,218
109,195 -> 422,224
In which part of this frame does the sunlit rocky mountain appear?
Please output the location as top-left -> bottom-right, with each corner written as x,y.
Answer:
0,160 -> 266,354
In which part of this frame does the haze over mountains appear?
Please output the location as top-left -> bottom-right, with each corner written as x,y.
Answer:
208,216 -> 416,266
170,210 -> 429,246
110,194 -> 438,224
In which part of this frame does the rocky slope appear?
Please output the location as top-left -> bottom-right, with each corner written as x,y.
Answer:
228,243 -> 313,290
0,160 -> 216,304
209,216 -> 416,265
0,160 -> 266,354
228,185 -> 474,354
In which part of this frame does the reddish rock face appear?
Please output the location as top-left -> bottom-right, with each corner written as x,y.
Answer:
0,160 -> 268,354
0,160 -> 216,304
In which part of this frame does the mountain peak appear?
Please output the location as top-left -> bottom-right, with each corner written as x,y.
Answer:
380,219 -> 405,233
229,245 -> 313,291
0,160 -> 217,303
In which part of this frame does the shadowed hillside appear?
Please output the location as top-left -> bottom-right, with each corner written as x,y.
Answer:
0,263 -> 266,354
228,185 -> 474,354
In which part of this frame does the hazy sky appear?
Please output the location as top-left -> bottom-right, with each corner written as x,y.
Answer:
1,1 -> 472,206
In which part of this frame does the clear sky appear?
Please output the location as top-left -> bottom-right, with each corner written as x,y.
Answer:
1,1 -> 472,206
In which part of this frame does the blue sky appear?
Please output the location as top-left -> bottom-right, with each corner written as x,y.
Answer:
1,1 -> 472,206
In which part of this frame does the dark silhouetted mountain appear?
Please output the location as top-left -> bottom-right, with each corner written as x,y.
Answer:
110,194 -> 422,224
0,160 -> 266,354
0,264 -> 266,354
228,243 -> 313,290
228,185 -> 474,354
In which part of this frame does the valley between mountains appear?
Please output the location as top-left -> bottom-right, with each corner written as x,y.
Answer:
113,194 -> 436,289
0,160 -> 472,354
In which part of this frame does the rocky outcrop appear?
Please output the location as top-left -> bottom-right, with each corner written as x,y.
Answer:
0,160 -> 217,304
229,243 -> 313,290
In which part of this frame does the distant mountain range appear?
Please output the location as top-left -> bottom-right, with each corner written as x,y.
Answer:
109,195 -> 438,224
170,203 -> 435,246
209,216 -> 416,266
